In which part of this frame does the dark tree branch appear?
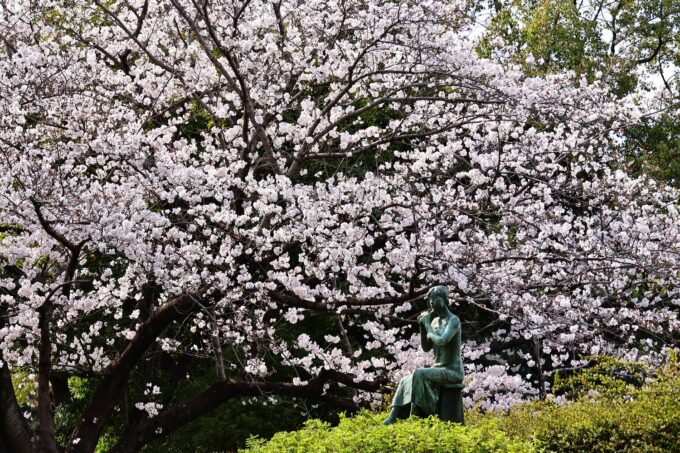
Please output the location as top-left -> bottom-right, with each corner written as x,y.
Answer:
66,294 -> 196,453
109,369 -> 384,452
0,306 -> 34,452
30,198 -> 81,253
633,35 -> 665,66
31,199 -> 86,452
0,363 -> 34,453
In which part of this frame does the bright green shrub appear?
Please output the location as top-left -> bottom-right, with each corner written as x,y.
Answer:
470,395 -> 680,453
469,353 -> 680,453
244,354 -> 680,453
242,411 -> 535,453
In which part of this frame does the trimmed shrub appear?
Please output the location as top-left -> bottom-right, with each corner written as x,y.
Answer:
469,353 -> 680,453
242,412 -> 535,453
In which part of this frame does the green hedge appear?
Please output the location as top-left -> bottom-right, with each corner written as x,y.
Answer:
469,354 -> 680,453
472,395 -> 680,453
242,354 -> 680,453
243,412 -> 535,453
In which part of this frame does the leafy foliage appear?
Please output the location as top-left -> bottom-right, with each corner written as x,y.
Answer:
244,412 -> 535,453
142,362 -> 313,453
469,352 -> 680,453
473,0 -> 680,187
246,354 -> 680,453
145,397 -> 310,453
625,114 -> 680,186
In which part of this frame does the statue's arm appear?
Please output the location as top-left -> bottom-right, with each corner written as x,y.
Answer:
426,318 -> 459,346
419,321 -> 433,352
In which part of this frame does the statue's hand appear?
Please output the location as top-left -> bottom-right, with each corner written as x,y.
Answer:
417,311 -> 431,324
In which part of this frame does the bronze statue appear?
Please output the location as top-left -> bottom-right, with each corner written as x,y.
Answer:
383,285 -> 465,425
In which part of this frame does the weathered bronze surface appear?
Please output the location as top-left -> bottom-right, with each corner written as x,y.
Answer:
383,286 -> 465,425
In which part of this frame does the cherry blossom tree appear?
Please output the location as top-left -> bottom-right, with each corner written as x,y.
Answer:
0,0 -> 678,451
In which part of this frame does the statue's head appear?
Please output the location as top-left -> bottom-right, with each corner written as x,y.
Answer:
427,285 -> 449,312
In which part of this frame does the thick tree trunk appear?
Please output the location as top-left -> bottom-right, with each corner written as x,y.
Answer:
66,294 -> 194,453
0,302 -> 35,453
37,304 -> 59,453
0,363 -> 34,453
31,199 -> 84,452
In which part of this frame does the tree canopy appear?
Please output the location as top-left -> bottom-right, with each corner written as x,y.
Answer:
0,0 -> 678,451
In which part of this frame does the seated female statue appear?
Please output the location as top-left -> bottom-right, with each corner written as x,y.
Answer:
383,285 -> 464,425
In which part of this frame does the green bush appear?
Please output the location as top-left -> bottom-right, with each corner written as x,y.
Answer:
469,353 -> 680,453
242,412 -> 535,453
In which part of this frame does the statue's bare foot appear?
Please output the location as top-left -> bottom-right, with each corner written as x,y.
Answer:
383,407 -> 400,425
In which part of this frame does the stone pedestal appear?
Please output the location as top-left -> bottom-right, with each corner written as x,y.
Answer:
437,383 -> 465,424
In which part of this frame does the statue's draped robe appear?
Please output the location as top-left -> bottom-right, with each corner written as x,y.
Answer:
390,315 -> 464,416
